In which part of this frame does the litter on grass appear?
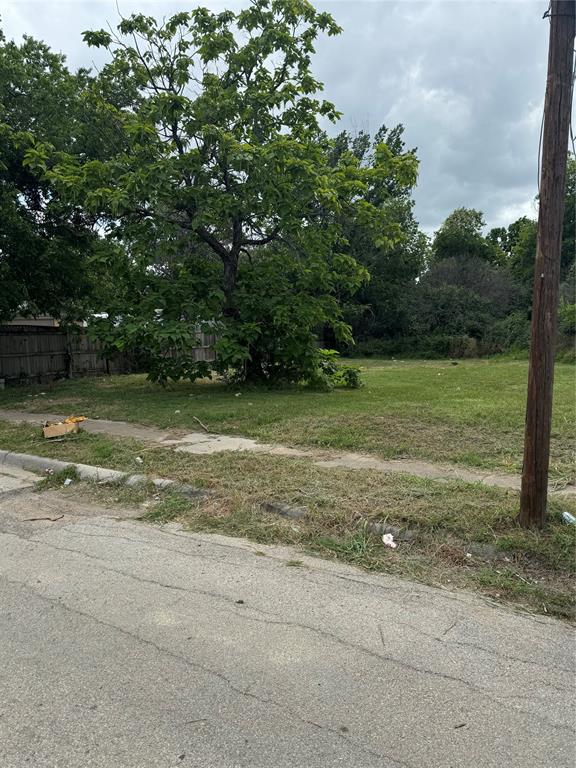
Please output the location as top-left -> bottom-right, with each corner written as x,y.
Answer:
382,533 -> 398,549
42,415 -> 86,439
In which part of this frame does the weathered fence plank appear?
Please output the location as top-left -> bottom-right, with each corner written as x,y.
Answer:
0,326 -> 216,384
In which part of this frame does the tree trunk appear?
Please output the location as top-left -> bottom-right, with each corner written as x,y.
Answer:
222,253 -> 239,318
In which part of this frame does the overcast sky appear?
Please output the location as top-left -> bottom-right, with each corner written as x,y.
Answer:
2,1 -> 561,233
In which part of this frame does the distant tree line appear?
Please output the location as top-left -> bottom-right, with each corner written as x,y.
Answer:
323,124 -> 574,361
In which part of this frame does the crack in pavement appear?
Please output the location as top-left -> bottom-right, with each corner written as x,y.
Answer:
6,531 -> 282,620
33,521 -> 429,611
6,519 -> 574,678
2,528 -> 573,734
385,616 -> 575,678
0,574 -> 414,768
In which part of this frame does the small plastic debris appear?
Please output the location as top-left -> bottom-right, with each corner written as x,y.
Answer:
63,478 -> 72,487
235,392 -> 242,396
174,409 -> 181,414
382,533 -> 397,549
135,456 -> 144,465
45,468 -> 54,476
562,511 -> 576,525
465,552 -> 472,559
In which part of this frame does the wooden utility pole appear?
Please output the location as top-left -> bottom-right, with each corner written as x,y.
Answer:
520,0 -> 575,528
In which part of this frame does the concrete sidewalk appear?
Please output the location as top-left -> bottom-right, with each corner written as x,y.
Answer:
0,463 -> 40,495
2,408 -> 574,494
0,489 -> 574,768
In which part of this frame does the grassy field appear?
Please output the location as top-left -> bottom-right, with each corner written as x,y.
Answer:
0,358 -> 574,479
0,416 -> 575,620
1,358 -> 574,618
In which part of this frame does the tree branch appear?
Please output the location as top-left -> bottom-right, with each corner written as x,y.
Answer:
240,226 -> 280,247
196,225 -> 230,261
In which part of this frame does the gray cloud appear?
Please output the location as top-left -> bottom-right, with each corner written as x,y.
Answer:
3,0 -> 559,232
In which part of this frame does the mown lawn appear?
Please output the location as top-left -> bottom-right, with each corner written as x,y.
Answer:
1,358 -> 574,479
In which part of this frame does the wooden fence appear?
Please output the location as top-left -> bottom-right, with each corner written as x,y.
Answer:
0,326 -> 216,385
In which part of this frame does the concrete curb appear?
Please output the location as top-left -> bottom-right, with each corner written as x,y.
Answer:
0,450 -> 207,499
261,500 -> 308,520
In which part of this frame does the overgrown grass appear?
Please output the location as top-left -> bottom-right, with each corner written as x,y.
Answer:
0,359 -> 574,478
4,420 -> 574,619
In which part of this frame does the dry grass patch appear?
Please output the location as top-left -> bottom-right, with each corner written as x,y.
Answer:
11,418 -> 573,620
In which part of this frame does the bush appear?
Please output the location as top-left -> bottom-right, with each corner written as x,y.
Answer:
484,311 -> 530,354
446,335 -> 479,358
210,247 -> 365,386
355,335 -> 479,359
89,316 -> 214,385
337,364 -> 363,388
558,302 -> 576,336
307,349 -> 363,390
557,304 -> 576,362
408,334 -> 478,359
354,338 -> 407,357
556,341 -> 576,363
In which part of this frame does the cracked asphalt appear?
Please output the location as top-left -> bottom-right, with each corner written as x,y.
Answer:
0,487 -> 574,768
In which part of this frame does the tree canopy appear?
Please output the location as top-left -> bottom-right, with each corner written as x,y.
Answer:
1,4 -> 573,376
432,207 -> 504,265
0,32 -> 100,321
24,3 -> 417,382
324,124 -> 427,343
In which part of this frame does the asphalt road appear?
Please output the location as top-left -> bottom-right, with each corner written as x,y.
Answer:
0,482 -> 574,768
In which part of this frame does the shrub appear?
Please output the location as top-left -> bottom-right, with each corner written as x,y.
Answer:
558,302 -> 576,336
307,349 -> 363,390
355,338 -> 407,357
336,364 -> 363,388
484,311 -> 530,353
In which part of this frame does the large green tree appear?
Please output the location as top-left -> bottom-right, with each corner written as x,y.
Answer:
29,2 -> 417,382
407,207 -> 521,352
490,156 -> 576,293
432,207 -> 504,265
0,32 -> 90,321
324,124 -> 427,342
411,255 -> 519,339
0,30 -> 127,322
